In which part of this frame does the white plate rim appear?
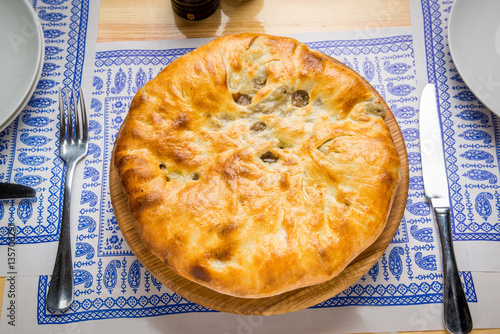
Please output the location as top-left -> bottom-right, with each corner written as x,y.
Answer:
448,0 -> 500,115
0,0 -> 45,132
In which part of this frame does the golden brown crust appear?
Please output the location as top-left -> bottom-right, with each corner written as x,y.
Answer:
113,33 -> 401,298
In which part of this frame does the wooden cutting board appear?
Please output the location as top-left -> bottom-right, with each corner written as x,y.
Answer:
109,106 -> 409,316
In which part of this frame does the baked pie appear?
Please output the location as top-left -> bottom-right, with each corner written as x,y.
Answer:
113,33 -> 401,298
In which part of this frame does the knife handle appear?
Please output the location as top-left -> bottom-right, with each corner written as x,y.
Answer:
434,207 -> 473,334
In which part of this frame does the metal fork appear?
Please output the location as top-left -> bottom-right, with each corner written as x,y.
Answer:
47,87 -> 88,311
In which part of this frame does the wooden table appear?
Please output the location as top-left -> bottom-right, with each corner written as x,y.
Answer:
97,0 -> 410,42
0,0 -> 497,332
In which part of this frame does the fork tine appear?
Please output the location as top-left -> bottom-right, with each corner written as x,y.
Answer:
72,88 -> 80,140
58,88 -> 66,143
79,87 -> 88,143
65,87 -> 73,140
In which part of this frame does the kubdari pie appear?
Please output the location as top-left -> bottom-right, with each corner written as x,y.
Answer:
113,33 -> 401,298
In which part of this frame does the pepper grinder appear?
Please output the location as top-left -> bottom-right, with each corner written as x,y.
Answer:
171,0 -> 220,21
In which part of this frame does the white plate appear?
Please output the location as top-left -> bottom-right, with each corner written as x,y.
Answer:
0,35 -> 45,133
0,0 -> 44,132
448,0 -> 500,114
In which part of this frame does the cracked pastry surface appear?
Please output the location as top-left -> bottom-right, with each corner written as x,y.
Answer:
113,33 -> 402,298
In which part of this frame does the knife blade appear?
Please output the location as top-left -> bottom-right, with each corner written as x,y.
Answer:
419,83 -> 473,334
0,183 -> 36,199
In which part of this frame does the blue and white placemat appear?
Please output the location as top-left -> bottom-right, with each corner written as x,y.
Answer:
0,0 -> 101,276
411,0 -> 500,271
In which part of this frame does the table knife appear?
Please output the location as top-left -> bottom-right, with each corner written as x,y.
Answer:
0,183 -> 36,199
419,83 -> 473,334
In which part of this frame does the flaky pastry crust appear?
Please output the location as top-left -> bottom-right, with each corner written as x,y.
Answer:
113,34 -> 401,298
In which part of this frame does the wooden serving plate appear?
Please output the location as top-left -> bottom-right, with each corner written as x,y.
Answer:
109,103 -> 409,315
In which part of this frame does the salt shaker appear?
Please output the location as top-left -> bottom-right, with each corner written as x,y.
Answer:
171,0 -> 220,21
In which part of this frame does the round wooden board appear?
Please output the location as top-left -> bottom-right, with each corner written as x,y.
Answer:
109,105 -> 408,315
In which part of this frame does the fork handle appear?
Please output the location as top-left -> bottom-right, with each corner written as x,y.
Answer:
435,207 -> 473,334
46,161 -> 76,311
